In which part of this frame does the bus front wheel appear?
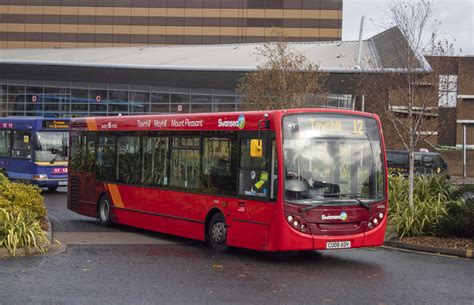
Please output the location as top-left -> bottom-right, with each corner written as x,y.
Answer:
48,186 -> 58,192
98,195 -> 112,227
208,213 -> 229,252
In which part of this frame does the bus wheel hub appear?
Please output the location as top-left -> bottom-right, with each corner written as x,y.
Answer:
211,222 -> 226,243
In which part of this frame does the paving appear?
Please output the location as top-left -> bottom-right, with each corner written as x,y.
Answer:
0,189 -> 473,305
53,232 -> 178,245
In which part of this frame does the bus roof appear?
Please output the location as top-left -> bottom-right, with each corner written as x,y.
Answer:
0,117 -> 70,130
70,108 -> 378,132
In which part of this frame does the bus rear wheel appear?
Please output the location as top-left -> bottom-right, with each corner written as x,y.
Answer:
98,195 -> 112,227
208,213 -> 229,252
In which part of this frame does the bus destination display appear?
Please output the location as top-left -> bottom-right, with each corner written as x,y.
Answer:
43,120 -> 69,129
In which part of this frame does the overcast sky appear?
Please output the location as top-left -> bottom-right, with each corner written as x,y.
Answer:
342,0 -> 474,55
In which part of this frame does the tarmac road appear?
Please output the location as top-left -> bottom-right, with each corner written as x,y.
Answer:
0,189 -> 472,305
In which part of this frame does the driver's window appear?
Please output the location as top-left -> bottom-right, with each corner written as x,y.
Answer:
239,138 -> 269,198
270,140 -> 278,200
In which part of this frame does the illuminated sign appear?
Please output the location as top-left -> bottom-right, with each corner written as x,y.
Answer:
0,123 -> 14,129
310,119 -> 342,132
52,168 -> 68,175
43,120 -> 69,129
309,119 -> 365,135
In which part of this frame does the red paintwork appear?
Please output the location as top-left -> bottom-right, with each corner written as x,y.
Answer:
68,108 -> 388,251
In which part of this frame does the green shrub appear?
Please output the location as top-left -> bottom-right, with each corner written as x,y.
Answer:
435,184 -> 474,238
0,174 -> 45,220
388,175 -> 459,238
0,208 -> 50,256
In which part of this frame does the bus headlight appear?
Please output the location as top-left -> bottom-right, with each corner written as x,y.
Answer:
366,209 -> 386,231
285,213 -> 310,234
32,174 -> 47,180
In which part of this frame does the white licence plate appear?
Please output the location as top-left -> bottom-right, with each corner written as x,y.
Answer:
326,241 -> 351,249
58,181 -> 68,186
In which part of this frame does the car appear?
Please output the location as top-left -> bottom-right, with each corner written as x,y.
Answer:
386,149 -> 449,177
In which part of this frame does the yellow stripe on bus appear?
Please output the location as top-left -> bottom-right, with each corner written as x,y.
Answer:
34,161 -> 68,166
86,118 -> 98,131
107,184 -> 125,208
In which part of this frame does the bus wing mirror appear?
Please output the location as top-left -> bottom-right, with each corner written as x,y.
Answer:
250,139 -> 263,158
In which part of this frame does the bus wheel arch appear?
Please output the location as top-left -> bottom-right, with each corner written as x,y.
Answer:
205,209 -> 229,252
97,193 -> 112,227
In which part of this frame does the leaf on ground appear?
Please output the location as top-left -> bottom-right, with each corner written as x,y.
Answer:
212,264 -> 223,269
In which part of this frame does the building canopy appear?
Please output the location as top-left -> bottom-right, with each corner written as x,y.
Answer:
0,27 -> 430,74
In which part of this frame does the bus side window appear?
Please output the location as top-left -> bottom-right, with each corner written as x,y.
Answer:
142,136 -> 169,186
12,130 -> 32,159
117,135 -> 141,185
85,134 -> 96,172
202,137 -> 236,195
169,137 -> 200,189
69,134 -> 81,170
96,135 -> 116,181
238,138 -> 269,198
0,130 -> 11,157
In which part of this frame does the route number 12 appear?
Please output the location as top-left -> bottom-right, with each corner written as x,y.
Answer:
353,120 -> 364,134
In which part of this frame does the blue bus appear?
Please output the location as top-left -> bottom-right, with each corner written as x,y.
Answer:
0,117 -> 69,190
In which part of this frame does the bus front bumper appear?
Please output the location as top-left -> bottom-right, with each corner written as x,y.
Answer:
30,174 -> 68,187
266,210 -> 387,251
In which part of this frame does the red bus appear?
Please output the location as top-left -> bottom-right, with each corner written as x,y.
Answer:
67,109 -> 388,252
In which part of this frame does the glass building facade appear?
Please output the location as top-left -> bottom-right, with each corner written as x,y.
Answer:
0,79 -> 353,117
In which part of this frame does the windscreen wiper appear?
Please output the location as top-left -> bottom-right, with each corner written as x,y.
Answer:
350,196 -> 370,210
320,193 -> 371,210
49,154 -> 59,165
300,201 -> 324,212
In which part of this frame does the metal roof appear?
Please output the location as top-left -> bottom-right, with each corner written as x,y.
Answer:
0,27 -> 431,74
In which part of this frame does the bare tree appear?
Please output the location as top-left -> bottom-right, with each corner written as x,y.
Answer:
364,0 -> 456,209
237,34 -> 327,110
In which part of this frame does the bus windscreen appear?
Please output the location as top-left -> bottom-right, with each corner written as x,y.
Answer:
282,114 -> 385,206
34,131 -> 69,163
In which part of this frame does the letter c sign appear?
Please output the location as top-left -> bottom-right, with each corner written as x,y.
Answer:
96,95 -> 102,102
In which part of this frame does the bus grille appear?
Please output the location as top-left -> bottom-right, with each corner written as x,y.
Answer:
69,176 -> 80,209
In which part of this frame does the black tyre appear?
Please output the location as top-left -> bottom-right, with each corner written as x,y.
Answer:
98,195 -> 112,227
208,213 -> 229,252
48,186 -> 58,192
